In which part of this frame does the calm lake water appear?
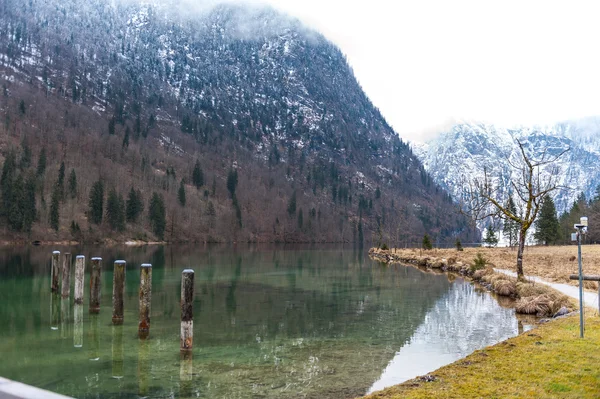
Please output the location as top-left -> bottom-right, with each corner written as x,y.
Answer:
0,245 -> 533,398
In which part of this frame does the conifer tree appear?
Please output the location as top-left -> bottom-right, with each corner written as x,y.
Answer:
1,151 -> 16,218
36,148 -> 46,177
126,187 -> 143,223
88,180 -> 104,224
122,126 -> 130,149
19,139 -> 31,170
287,191 -> 297,215
8,174 -> 24,231
108,117 -> 116,135
422,234 -> 433,250
534,194 -> 560,245
106,188 -> 125,231
297,208 -> 304,229
50,185 -> 60,231
178,179 -> 186,207
192,160 -> 204,189
22,173 -> 36,232
227,168 -> 238,199
149,192 -> 166,240
68,168 -> 77,199
483,226 -> 499,247
57,161 -> 65,199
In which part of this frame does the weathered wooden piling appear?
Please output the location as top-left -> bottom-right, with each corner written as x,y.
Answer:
61,253 -> 72,298
180,269 -> 195,353
138,264 -> 152,339
74,255 -> 86,304
112,260 -> 126,325
73,304 -> 83,348
111,325 -> 124,379
89,257 -> 102,314
51,251 -> 61,293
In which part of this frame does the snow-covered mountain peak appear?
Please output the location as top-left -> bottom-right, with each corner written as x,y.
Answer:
413,118 -> 600,216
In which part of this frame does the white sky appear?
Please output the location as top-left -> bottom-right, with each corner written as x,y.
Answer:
226,0 -> 600,142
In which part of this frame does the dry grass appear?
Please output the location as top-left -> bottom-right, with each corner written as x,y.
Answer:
391,245 -> 600,291
363,314 -> 600,399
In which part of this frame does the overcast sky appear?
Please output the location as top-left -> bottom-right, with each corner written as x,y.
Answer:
223,0 -> 600,142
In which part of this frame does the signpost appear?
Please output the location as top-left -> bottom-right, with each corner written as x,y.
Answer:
572,217 -> 588,338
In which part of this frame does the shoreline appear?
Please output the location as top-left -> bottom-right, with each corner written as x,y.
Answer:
363,314 -> 600,399
364,247 -> 597,399
368,247 -> 576,317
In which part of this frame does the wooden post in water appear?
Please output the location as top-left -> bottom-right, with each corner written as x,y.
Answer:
180,269 -> 194,354
61,253 -> 72,298
51,251 -> 61,293
74,255 -> 85,304
89,257 -> 102,314
112,260 -> 126,325
138,264 -> 152,339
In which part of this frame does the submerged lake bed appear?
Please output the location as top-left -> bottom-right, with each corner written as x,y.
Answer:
0,245 -> 534,398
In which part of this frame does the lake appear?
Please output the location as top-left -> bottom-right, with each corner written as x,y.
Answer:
0,245 -> 533,398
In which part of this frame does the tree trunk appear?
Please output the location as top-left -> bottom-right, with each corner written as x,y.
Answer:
516,228 -> 526,280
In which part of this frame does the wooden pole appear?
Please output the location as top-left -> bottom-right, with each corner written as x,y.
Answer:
74,255 -> 85,304
112,260 -> 126,325
138,264 -> 152,339
180,269 -> 194,353
51,251 -> 60,293
61,253 -> 72,298
89,257 -> 102,314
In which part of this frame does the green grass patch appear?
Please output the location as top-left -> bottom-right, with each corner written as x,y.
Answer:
364,315 -> 600,399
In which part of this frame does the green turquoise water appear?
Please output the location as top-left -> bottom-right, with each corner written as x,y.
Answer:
0,246 -> 530,398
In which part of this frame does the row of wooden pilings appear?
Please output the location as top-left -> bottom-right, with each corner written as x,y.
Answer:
50,251 -> 195,353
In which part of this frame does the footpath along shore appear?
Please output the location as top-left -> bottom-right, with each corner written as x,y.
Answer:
363,247 -> 600,399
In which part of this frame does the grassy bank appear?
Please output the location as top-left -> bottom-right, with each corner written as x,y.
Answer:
363,314 -> 600,399
388,246 -> 600,290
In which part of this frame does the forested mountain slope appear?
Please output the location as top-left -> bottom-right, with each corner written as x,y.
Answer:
0,0 -> 477,244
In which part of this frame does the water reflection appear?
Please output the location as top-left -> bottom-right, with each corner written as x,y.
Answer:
138,340 -> 150,396
179,353 -> 193,397
0,246 -> 532,399
89,314 -> 100,361
111,325 -> 124,379
50,293 -> 60,331
60,297 -> 70,339
73,304 -> 83,348
367,278 -> 534,394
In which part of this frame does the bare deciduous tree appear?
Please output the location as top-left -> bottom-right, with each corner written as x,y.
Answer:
462,140 -> 569,280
